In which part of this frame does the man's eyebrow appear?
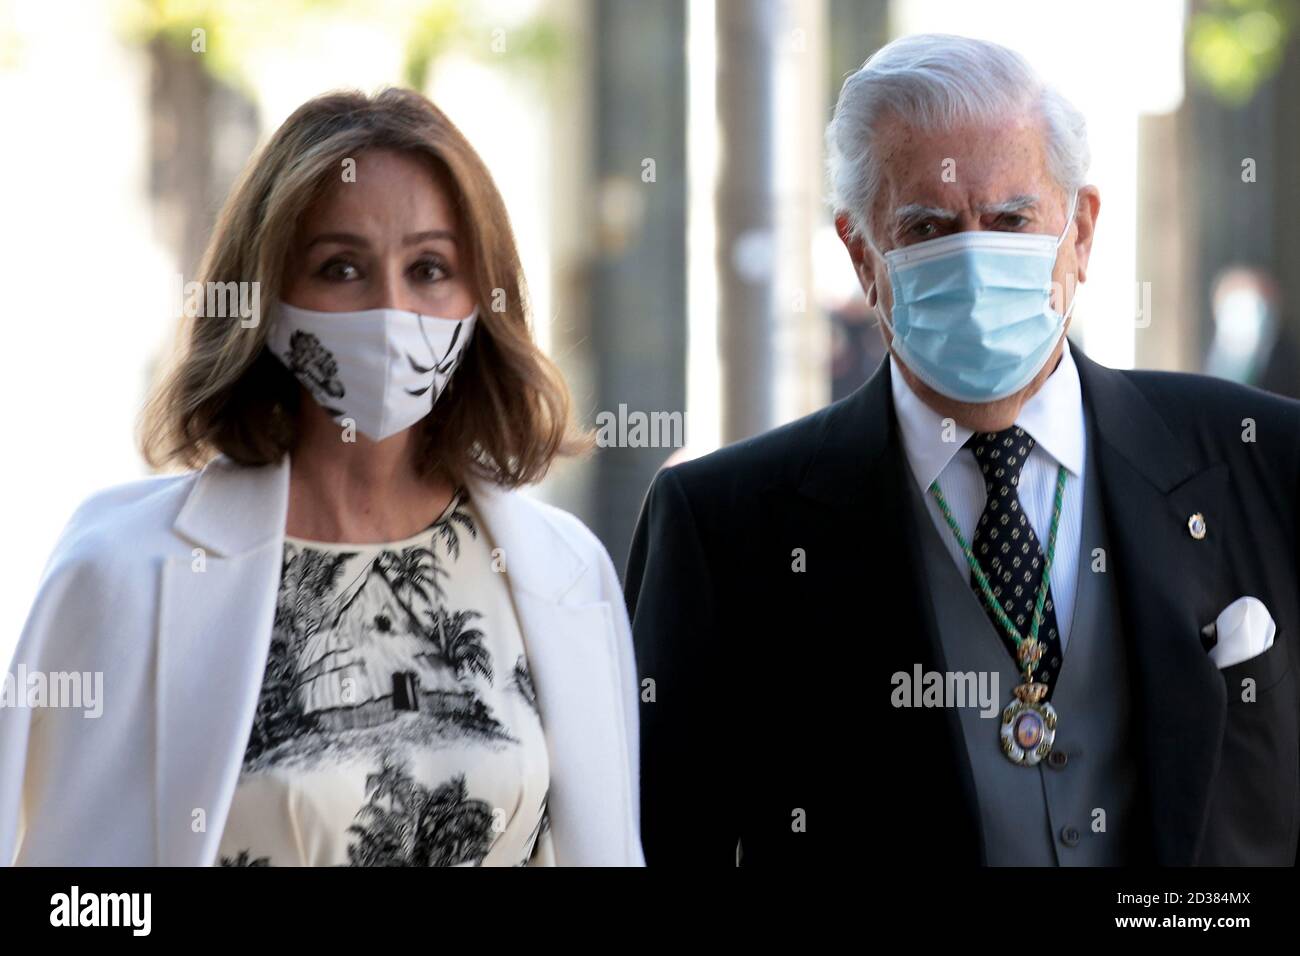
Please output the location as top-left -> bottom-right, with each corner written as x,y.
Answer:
303,229 -> 458,250
892,203 -> 958,229
977,194 -> 1039,215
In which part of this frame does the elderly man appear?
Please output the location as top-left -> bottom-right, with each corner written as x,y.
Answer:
625,33 -> 1300,866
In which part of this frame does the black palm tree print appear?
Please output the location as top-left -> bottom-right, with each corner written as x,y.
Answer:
374,491 -> 473,603
347,753 -> 494,867
511,655 -> 539,715
406,317 -> 469,397
248,546 -> 357,758
276,547 -> 355,655
380,544 -> 444,604
422,607 -> 492,683
220,849 -> 271,867
434,492 -> 477,560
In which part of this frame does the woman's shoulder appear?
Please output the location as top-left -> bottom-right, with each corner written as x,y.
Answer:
530,497 -> 607,554
39,470 -> 201,587
59,471 -> 198,550
487,486 -> 609,557
16,471 -> 200,664
467,481 -> 620,600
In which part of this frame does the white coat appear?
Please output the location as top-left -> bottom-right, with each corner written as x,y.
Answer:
0,454 -> 644,866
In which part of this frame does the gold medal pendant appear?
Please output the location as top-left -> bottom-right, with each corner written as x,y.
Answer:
1000,679 -> 1056,766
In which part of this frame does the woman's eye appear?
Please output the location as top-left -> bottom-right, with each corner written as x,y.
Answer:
410,258 -> 448,283
318,259 -> 360,281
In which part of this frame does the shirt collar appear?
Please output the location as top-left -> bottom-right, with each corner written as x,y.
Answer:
888,337 -> 1086,494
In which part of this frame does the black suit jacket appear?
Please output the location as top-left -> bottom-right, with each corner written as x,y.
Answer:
624,350 -> 1300,866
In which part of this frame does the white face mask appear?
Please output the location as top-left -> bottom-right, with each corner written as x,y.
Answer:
266,301 -> 477,441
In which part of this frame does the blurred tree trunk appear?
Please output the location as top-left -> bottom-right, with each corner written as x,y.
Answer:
146,35 -> 257,280
588,0 -> 688,565
716,0 -> 778,443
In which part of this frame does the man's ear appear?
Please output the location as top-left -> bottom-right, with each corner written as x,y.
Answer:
835,211 -> 876,303
1071,186 -> 1100,284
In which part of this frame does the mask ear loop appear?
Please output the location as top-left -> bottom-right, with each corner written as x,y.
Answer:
1054,190 -> 1081,320
1055,189 -> 1080,248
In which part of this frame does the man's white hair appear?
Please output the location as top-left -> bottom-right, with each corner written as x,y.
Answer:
826,33 -> 1090,242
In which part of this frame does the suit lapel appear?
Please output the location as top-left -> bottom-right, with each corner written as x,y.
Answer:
156,456 -> 290,865
1076,351 -> 1230,864
468,481 -> 637,866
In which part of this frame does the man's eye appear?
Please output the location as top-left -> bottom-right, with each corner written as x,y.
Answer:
909,222 -> 937,239
998,215 -> 1029,230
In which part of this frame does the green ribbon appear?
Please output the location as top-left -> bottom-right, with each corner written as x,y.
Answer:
928,462 -> 1067,676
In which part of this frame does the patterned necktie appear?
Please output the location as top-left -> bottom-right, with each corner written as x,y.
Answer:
967,425 -> 1063,697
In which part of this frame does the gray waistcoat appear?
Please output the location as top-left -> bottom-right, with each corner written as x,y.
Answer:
906,429 -> 1140,865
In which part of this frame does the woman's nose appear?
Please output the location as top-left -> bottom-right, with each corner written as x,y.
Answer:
367,260 -> 418,313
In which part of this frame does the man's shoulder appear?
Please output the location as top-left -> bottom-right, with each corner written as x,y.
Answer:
662,395 -> 855,503
1115,367 -> 1300,440
1087,364 -> 1300,490
1122,366 -> 1297,411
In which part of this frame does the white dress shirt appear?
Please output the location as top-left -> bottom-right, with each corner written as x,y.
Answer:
889,338 -> 1087,650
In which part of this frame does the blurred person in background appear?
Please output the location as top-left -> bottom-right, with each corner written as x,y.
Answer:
829,295 -> 887,401
626,33 -> 1299,867
1206,265 -> 1300,400
0,89 -> 643,867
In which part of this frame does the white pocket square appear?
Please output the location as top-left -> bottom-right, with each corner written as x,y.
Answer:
1206,596 -> 1276,670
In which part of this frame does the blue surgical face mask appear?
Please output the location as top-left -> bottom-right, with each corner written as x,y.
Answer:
868,192 -> 1078,403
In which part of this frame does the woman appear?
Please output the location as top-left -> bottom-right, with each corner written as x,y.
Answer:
0,89 -> 643,867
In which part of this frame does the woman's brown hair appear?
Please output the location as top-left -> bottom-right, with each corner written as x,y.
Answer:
139,87 -> 588,487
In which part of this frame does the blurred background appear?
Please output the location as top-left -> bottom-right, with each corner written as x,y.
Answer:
2,0 -> 1299,657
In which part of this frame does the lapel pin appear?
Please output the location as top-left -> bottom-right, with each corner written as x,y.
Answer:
1187,512 -> 1207,540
